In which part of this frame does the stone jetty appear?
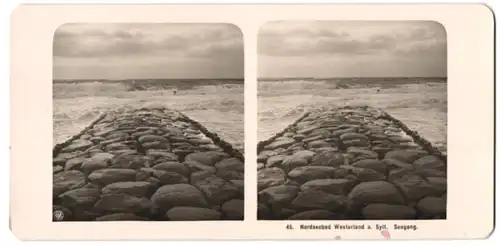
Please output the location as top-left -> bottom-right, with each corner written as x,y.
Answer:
257,106 -> 446,220
53,108 -> 244,221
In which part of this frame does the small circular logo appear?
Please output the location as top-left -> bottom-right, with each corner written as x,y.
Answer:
53,210 -> 65,221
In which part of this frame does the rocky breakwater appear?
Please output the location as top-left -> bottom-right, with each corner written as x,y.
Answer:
257,106 -> 446,220
53,108 -> 244,221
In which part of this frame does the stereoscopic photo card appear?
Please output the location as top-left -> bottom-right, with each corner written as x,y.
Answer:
10,4 -> 494,241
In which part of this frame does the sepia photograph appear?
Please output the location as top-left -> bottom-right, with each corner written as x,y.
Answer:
52,23 -> 245,221
257,21 -> 447,220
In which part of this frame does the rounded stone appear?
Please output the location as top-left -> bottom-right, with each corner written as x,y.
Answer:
288,166 -> 337,183
153,170 -> 189,185
151,184 -> 208,209
110,154 -> 151,169
347,148 -> 379,161
81,157 -> 110,174
58,187 -> 101,208
230,180 -> 244,193
54,152 -> 81,166
308,140 -> 331,149
385,149 -> 427,163
300,178 -> 353,195
258,168 -> 286,190
257,163 -> 265,170
290,150 -> 316,162
264,138 -> 296,150
221,199 -> 244,220
96,213 -> 149,221
257,203 -> 271,219
310,151 -> 346,167
166,207 -> 222,221
427,177 -> 447,196
53,165 -> 63,174
287,210 -> 340,220
362,204 -> 417,219
147,151 -> 178,161
281,156 -> 308,173
153,162 -> 190,177
258,185 -> 300,205
216,170 -> 244,181
88,169 -> 137,186
266,155 -> 287,168
352,159 -> 387,173
101,181 -> 153,198
184,151 -> 228,166
184,160 -> 216,173
214,158 -> 244,173
413,155 -> 445,170
392,174 -> 439,201
190,171 -> 215,185
53,170 -> 86,197
138,135 -> 167,143
348,181 -> 405,208
342,139 -> 370,148
416,196 -> 446,218
257,150 -> 278,162
62,140 -> 93,153
340,133 -> 369,141
94,193 -> 152,213
383,158 -> 413,169
291,190 -> 347,210
193,176 -> 240,205
352,168 -> 386,182
64,158 -> 86,171
332,128 -> 357,138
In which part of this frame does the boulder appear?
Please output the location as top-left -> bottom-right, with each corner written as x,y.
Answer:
258,168 -> 286,190
150,184 -> 208,209
348,181 -> 405,209
53,170 -> 86,197
166,207 -> 222,221
362,204 -> 416,219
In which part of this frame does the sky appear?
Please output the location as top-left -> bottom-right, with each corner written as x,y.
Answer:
53,23 -> 243,80
258,21 -> 447,78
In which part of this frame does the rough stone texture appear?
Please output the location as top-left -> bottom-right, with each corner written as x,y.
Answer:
257,106 -> 446,220
53,108 -> 244,221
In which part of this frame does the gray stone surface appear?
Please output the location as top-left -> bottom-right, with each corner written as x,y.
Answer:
257,106 -> 446,220
53,108 -> 244,221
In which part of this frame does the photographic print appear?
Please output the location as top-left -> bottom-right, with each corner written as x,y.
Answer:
52,23 -> 245,221
257,21 -> 447,220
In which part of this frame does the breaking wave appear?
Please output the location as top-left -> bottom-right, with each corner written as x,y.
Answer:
258,78 -> 448,152
53,80 -> 244,149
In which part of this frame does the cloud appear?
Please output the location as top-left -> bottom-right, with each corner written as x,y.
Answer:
53,23 -> 242,58
258,21 -> 447,78
53,23 -> 243,79
258,21 -> 446,58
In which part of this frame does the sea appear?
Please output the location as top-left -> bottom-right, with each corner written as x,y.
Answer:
53,79 -> 245,152
258,77 -> 447,154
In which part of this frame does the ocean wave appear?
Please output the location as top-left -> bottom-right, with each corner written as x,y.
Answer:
53,79 -> 244,98
53,80 -> 244,147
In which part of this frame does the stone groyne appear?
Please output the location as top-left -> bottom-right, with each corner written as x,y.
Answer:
257,106 -> 446,220
53,108 -> 244,221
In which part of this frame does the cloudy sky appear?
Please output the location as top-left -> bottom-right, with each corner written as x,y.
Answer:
258,21 -> 447,78
53,23 -> 243,80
